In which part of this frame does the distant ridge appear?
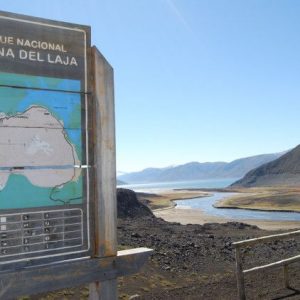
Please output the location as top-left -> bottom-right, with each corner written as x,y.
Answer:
231,145 -> 300,187
117,179 -> 127,185
118,152 -> 284,184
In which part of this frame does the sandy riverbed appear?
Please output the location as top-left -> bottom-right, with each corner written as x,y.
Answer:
154,206 -> 300,230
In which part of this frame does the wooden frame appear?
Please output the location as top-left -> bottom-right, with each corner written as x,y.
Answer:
233,229 -> 300,300
91,46 -> 117,259
89,46 -> 117,299
0,248 -> 152,299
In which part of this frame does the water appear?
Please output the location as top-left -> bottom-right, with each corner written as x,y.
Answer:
119,178 -> 300,222
175,193 -> 300,221
118,178 -> 237,193
0,72 -> 83,159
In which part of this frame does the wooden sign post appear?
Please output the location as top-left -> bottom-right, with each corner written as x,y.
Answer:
0,11 -> 152,299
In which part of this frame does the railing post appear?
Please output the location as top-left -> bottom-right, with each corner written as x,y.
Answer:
233,231 -> 300,299
235,246 -> 246,300
283,265 -> 290,289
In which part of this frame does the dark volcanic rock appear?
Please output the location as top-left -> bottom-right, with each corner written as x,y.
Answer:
117,188 -> 153,218
116,189 -> 300,299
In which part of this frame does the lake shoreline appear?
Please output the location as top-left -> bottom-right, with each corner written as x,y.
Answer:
138,189 -> 300,230
137,189 -> 211,210
215,186 -> 300,212
154,206 -> 300,230
155,187 -> 300,214
214,204 -> 300,213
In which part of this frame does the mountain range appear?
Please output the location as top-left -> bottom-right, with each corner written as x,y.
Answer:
231,144 -> 300,187
118,151 -> 285,184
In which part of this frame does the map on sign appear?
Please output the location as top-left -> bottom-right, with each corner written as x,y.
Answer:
0,72 -> 83,209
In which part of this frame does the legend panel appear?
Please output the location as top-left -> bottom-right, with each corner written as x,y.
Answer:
0,208 -> 83,257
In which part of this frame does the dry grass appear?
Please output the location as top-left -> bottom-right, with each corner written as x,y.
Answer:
138,186 -> 300,215
138,190 -> 210,210
216,187 -> 300,212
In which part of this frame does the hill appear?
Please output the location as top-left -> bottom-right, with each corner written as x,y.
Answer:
231,145 -> 300,187
118,152 -> 284,183
117,188 -> 153,218
117,179 -> 127,185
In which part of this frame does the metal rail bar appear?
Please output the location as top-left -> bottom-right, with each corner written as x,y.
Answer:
0,84 -> 92,95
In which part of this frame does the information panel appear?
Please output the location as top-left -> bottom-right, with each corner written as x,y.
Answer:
0,11 -> 91,267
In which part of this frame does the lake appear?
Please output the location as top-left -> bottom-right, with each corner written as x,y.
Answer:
119,178 -> 300,222
118,177 -> 238,192
175,192 -> 300,222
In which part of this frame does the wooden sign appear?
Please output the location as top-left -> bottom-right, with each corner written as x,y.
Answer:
0,11 -> 92,268
0,11 -> 152,300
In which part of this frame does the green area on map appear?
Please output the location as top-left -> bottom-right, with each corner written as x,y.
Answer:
0,72 -> 84,209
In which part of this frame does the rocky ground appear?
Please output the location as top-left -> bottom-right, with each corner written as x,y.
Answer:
30,189 -> 300,299
117,189 -> 300,300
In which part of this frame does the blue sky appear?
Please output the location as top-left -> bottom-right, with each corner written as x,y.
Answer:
1,1 -> 300,172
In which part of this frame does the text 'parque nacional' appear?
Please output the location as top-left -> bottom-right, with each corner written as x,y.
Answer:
0,35 -> 78,66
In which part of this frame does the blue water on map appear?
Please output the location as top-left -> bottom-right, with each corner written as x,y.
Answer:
17,88 -> 81,128
0,72 -> 82,159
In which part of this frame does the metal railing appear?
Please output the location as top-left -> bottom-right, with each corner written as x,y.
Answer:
233,230 -> 300,300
